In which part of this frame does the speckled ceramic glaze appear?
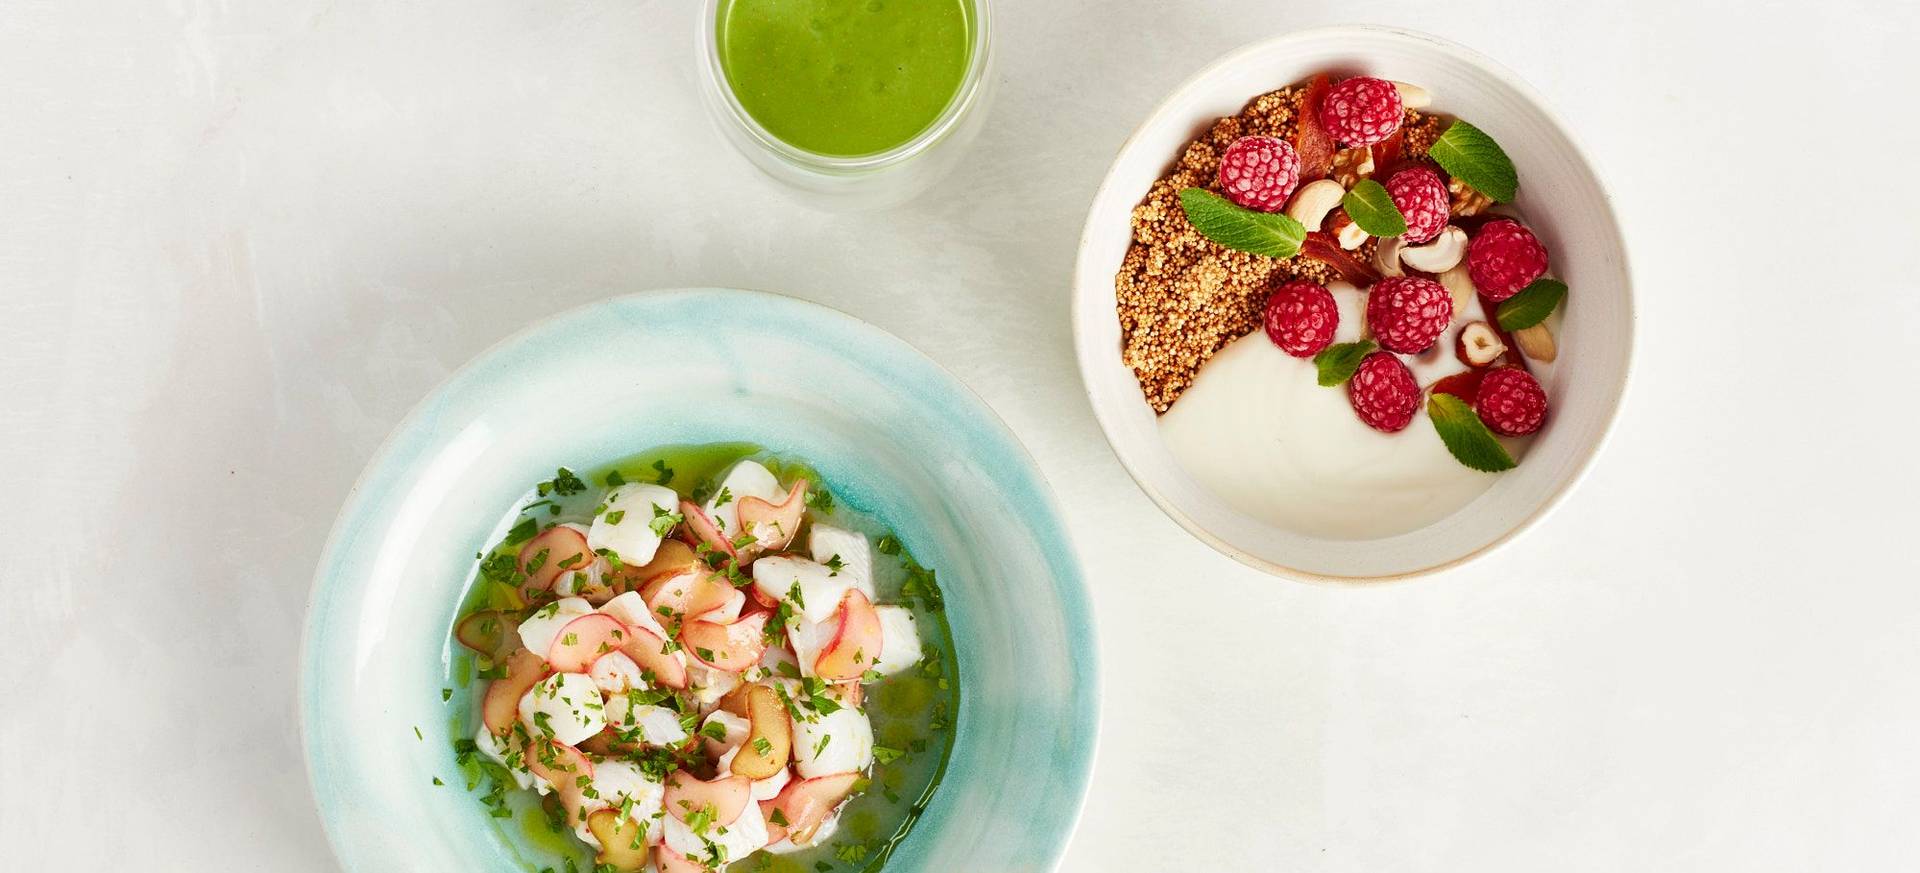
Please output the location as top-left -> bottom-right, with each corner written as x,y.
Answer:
301,289 -> 1097,872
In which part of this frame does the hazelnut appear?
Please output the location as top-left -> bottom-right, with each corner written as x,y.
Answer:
1457,321 -> 1507,367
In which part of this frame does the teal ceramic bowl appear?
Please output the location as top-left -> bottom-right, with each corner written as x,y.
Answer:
301,289 -> 1097,872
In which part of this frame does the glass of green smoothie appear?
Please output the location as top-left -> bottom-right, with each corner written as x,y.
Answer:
699,0 -> 994,208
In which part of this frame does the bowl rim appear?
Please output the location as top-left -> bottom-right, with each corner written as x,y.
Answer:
299,287 -> 1101,871
1068,24 -> 1637,584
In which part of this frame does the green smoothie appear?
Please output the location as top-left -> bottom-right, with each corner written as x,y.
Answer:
715,0 -> 973,157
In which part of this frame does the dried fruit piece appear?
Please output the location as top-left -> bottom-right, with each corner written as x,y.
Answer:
1384,167 -> 1450,244
1370,128 -> 1407,173
1300,232 -> 1381,286
1430,368 -> 1486,403
1474,367 -> 1548,436
1217,135 -> 1301,212
1263,279 -> 1340,358
1365,276 -> 1453,354
1319,76 -> 1404,147
1291,74 -> 1336,179
1347,351 -> 1421,433
1466,219 -> 1549,300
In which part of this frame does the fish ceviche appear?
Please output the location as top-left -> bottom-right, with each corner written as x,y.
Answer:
449,453 -> 948,872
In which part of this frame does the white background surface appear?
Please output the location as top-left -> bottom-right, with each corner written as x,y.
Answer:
4,0 -> 1917,869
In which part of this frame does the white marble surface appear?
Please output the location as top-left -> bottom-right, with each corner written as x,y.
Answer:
4,0 -> 1917,869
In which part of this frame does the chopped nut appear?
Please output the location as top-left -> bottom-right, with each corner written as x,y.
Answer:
1331,147 -> 1376,188
1449,177 -> 1492,217
1373,236 -> 1405,278
1438,263 -> 1476,321
1329,210 -> 1369,250
1513,323 -> 1558,362
1458,321 -> 1506,367
1285,178 -> 1346,232
1400,226 -> 1467,273
1391,81 -> 1433,109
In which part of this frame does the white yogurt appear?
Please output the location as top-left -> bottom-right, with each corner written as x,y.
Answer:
1159,323 -> 1513,540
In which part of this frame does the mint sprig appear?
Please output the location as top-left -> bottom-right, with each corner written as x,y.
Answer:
1312,341 -> 1376,387
1178,188 -> 1306,258
1427,393 -> 1516,472
1495,278 -> 1566,331
1427,120 -> 1517,202
1341,180 -> 1407,237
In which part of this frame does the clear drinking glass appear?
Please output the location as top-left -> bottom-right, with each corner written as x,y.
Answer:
696,0 -> 995,210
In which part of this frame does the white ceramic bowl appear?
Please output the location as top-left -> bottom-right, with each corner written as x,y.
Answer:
1071,26 -> 1634,582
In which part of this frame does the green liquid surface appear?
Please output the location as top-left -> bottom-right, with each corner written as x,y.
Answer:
716,0 -> 972,157
444,443 -> 961,873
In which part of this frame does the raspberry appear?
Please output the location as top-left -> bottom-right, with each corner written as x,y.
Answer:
1385,167 -> 1449,244
1262,279 -> 1339,358
1467,219 -> 1549,301
1319,77 -> 1403,147
1217,136 -> 1300,212
1348,351 -> 1421,433
1474,367 -> 1548,436
1364,276 -> 1453,354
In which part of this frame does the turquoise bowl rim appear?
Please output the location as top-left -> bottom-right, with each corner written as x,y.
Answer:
298,287 -> 1099,871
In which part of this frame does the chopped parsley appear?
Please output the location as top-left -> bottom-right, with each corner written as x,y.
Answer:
604,469 -> 626,487
649,504 -> 684,537
603,509 -> 625,525
685,803 -> 715,836
537,467 -> 587,497
505,517 -> 539,546
651,459 -> 674,485
805,487 -> 833,513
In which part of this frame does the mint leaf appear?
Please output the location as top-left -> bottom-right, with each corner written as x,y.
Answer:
1427,120 -> 1517,202
1495,278 -> 1566,331
1341,180 -> 1407,237
1178,188 -> 1306,258
1427,393 -> 1516,472
1312,341 -> 1376,387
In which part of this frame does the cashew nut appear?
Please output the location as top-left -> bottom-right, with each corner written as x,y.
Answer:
1284,179 -> 1345,232
1400,225 -> 1467,273
1336,219 -> 1369,250
1391,81 -> 1432,109
1373,236 -> 1405,278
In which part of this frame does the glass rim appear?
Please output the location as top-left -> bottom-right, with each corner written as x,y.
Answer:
698,0 -> 994,174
